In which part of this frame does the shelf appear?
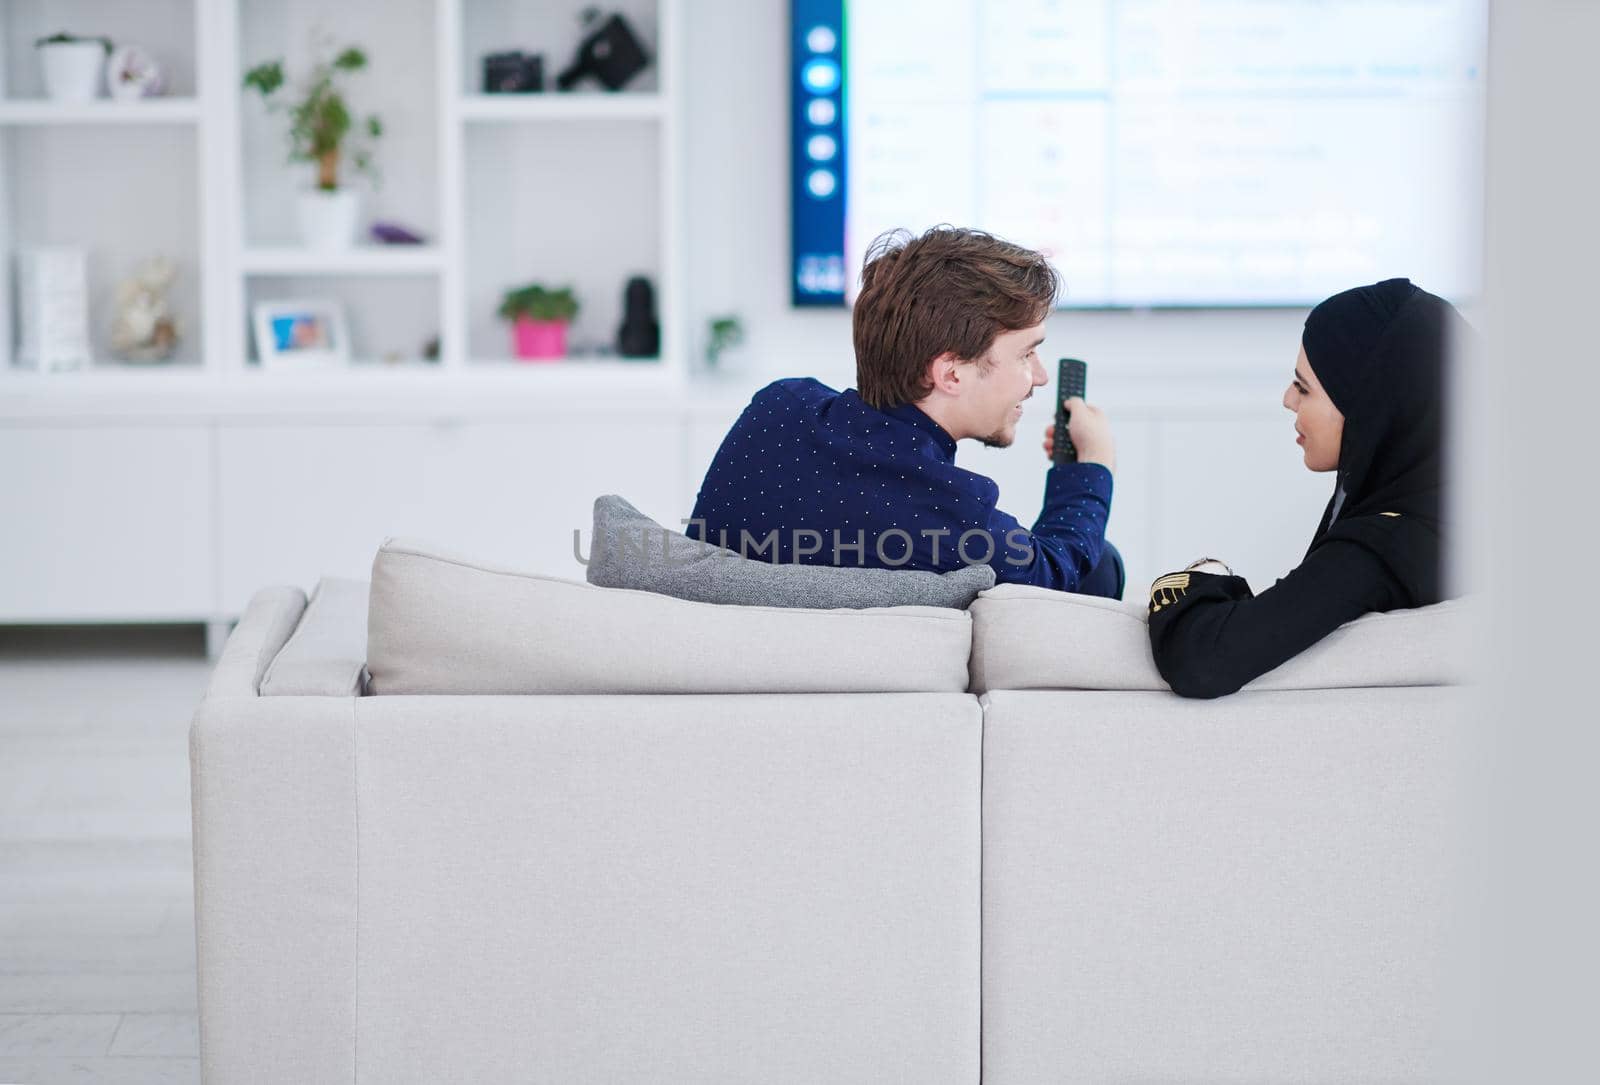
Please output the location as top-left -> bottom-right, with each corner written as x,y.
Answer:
458,93 -> 666,123
0,98 -> 203,126
240,245 -> 445,276
467,357 -> 669,375
0,355 -> 704,421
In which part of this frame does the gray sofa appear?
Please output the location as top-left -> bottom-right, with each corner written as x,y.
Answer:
190,539 -> 1471,1084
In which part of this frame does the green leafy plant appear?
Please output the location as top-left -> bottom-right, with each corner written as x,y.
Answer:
243,41 -> 382,192
498,284 -> 580,324
705,315 -> 745,366
35,32 -> 113,52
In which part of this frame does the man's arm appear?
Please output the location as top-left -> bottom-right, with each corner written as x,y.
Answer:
981,395 -> 1117,592
985,462 -> 1113,590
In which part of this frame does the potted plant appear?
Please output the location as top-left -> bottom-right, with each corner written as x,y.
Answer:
498,284 -> 579,360
35,33 -> 112,102
705,314 -> 746,370
243,42 -> 382,249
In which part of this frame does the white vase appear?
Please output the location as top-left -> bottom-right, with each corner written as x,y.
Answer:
38,42 -> 106,102
296,189 -> 363,249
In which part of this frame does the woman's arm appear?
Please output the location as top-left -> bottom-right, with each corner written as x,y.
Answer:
1147,540 -> 1406,699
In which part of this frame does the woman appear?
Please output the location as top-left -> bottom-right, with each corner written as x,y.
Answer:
1147,277 -> 1463,698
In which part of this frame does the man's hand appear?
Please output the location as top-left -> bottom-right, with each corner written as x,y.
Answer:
1041,397 -> 1115,472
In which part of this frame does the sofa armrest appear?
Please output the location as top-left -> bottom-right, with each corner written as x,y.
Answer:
260,578 -> 369,698
204,587 -> 308,701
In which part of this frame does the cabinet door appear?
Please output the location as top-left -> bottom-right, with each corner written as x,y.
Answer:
420,418 -> 685,579
216,416 -> 684,614
0,424 -> 214,621
217,422 -> 438,613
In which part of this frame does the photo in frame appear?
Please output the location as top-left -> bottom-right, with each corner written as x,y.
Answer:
252,299 -> 351,369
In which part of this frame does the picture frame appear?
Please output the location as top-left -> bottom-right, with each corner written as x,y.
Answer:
252,299 -> 350,369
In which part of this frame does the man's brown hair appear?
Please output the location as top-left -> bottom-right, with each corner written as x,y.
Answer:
853,226 -> 1060,409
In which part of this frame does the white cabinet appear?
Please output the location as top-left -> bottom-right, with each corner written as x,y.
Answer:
0,424 -> 213,620
217,422 -> 441,610
416,418 -> 684,576
215,414 -> 683,612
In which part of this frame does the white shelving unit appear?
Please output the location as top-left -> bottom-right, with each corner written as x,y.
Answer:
0,0 -> 686,395
0,0 -> 698,635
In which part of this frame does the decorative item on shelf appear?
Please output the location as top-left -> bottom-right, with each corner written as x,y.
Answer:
110,256 -> 181,363
243,39 -> 383,250
106,45 -> 166,100
35,32 -> 112,102
252,299 -> 351,370
15,246 -> 92,372
483,51 -> 544,93
704,314 -> 746,371
498,283 -> 579,361
557,10 -> 650,92
422,334 -> 441,362
617,276 -> 659,358
369,221 -> 426,245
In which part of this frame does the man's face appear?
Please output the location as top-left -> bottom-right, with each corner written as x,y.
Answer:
969,321 -> 1050,448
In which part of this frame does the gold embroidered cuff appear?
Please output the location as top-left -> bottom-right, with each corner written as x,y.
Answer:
1148,571 -> 1191,612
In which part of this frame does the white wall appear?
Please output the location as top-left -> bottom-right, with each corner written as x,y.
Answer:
680,0 -> 1348,592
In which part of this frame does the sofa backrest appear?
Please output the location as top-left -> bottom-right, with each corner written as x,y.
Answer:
968,585 -> 1469,693
364,537 -> 975,695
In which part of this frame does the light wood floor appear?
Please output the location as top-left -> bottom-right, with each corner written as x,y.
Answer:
1,626 -> 208,1084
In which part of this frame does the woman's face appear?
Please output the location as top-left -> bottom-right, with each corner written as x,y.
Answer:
1283,346 -> 1345,472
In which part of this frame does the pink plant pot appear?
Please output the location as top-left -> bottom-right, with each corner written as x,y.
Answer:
512,316 -> 568,360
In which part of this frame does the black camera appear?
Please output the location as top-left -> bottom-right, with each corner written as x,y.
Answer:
482,51 -> 544,94
557,13 -> 650,92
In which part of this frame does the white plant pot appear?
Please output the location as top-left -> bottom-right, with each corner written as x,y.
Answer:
38,42 -> 106,102
296,189 -> 363,249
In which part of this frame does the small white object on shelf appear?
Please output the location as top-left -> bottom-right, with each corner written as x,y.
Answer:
15,246 -> 93,372
111,256 -> 181,362
252,299 -> 351,370
107,45 -> 168,100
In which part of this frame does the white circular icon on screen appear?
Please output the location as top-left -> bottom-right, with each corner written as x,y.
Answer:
807,169 -> 838,199
807,26 -> 838,54
807,97 -> 837,126
807,134 -> 838,162
801,58 -> 840,94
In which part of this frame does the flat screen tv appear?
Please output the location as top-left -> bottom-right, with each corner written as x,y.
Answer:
791,0 -> 1486,308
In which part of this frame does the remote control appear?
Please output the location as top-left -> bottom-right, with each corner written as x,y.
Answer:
1053,358 -> 1089,465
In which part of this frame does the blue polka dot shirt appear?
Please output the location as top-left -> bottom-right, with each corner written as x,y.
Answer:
688,378 -> 1113,592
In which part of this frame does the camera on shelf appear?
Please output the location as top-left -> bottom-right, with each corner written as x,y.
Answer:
556,12 -> 650,92
482,51 -> 543,94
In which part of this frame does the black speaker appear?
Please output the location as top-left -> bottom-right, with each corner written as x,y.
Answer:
617,277 -> 659,358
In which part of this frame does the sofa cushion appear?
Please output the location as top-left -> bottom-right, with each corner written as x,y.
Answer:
367,537 -> 974,695
260,576 -> 370,697
586,494 -> 995,608
968,584 -> 1468,693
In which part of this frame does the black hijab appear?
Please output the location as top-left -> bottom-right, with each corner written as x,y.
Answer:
1300,278 -> 1461,607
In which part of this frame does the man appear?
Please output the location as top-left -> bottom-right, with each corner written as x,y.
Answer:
689,225 -> 1122,596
